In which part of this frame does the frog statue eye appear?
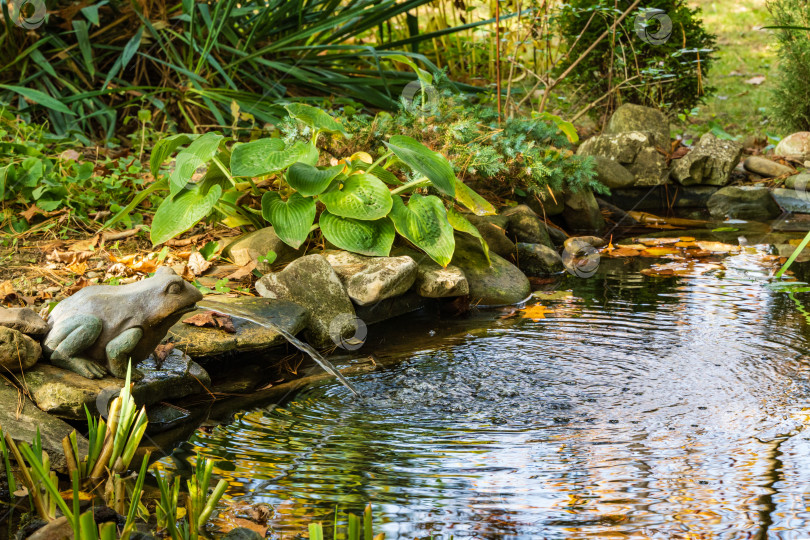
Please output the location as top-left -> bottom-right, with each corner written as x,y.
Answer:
166,282 -> 183,295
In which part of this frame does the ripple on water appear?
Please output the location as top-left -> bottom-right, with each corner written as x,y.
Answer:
169,250 -> 810,539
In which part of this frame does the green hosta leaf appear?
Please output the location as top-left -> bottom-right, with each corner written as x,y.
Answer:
447,207 -> 491,264
285,104 -> 348,136
455,179 -> 496,215
151,185 -> 222,245
389,195 -> 455,267
169,133 -> 223,196
384,135 -> 455,197
231,139 -> 313,177
318,173 -> 393,220
286,162 -> 343,197
150,134 -> 194,178
261,192 -> 316,249
319,211 -> 395,257
355,162 -> 402,185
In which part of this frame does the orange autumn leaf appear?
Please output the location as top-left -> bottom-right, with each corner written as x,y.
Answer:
520,304 -> 553,321
607,247 -> 641,257
674,241 -> 698,248
640,246 -> 679,257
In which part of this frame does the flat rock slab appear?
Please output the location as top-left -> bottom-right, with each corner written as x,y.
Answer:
165,296 -> 308,358
0,379 -> 88,473
23,350 -> 210,420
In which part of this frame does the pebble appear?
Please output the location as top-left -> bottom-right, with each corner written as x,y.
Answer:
743,156 -> 794,178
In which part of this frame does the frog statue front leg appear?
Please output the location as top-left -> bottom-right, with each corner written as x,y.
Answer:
43,314 -> 144,380
106,327 -> 144,380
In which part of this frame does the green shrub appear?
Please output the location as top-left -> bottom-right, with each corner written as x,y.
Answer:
556,0 -> 716,117
767,0 -> 810,132
334,87 -> 601,199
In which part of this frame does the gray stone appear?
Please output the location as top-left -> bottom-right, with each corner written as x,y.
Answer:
451,235 -> 530,306
577,132 -> 668,186
671,132 -> 743,186
775,132 -> 810,159
564,236 -> 606,251
166,296 -> 308,358
546,225 -> 568,246
415,263 -> 469,298
524,189 -> 565,216
592,155 -> 636,189
255,254 -> 356,348
322,251 -> 418,305
785,172 -> 810,191
0,307 -> 48,336
222,528 -> 265,540
0,379 -> 88,473
562,189 -> 606,233
0,327 -> 40,372
223,226 -> 303,271
355,292 -> 428,325
22,350 -> 210,420
772,187 -> 810,214
501,205 -> 553,247
466,215 -> 516,258
743,156 -> 794,178
707,186 -> 781,221
605,103 -> 670,148
515,243 -> 564,277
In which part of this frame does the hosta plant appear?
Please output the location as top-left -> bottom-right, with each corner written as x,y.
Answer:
107,105 -> 493,267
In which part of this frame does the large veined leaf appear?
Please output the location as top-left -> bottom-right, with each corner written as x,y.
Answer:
447,207 -> 491,264
150,185 -> 222,245
286,162 -> 343,197
150,134 -> 194,178
318,173 -> 393,220
169,133 -> 223,196
319,211 -> 395,257
455,179 -> 496,215
355,162 -> 402,185
285,104 -> 348,136
384,135 -> 456,197
389,195 -> 455,267
231,139 -> 314,177
261,192 -> 316,249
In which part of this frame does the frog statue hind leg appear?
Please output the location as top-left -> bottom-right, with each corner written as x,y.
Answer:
43,314 -> 107,379
44,314 -> 145,380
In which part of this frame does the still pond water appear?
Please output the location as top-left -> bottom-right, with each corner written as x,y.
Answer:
166,233 -> 810,539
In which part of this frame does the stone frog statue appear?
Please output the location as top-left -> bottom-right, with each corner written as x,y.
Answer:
43,266 -> 203,380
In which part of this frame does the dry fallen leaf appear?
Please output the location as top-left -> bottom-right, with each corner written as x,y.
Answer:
641,263 -> 692,277
0,281 -> 17,303
226,260 -> 257,281
616,243 -> 648,250
66,261 -> 88,275
153,343 -> 175,364
47,250 -> 93,264
183,311 -> 237,333
696,241 -> 741,253
108,253 -> 159,274
187,252 -> 212,276
63,278 -> 93,297
744,75 -> 766,85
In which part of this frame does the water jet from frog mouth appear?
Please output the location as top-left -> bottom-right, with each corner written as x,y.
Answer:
197,299 -> 360,397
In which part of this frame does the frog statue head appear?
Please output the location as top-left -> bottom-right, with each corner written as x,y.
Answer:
43,266 -> 204,380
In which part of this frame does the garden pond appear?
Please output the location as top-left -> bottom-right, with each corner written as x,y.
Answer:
160,225 -> 810,539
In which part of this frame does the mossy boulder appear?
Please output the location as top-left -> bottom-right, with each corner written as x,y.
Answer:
501,205 -> 553,248
605,103 -> 670,148
451,236 -> 530,306
707,186 -> 781,220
